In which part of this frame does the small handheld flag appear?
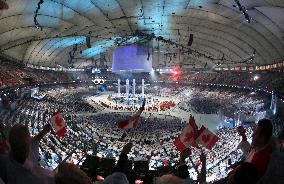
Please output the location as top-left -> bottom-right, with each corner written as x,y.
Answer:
51,110 -> 67,137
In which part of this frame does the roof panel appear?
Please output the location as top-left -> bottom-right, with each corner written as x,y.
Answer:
0,0 -> 283,68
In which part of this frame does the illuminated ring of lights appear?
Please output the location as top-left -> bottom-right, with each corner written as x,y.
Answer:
92,79 -> 99,84
92,79 -> 105,84
99,79 -> 105,84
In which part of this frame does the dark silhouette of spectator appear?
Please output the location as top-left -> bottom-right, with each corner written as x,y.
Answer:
55,162 -> 92,184
104,142 -> 132,184
258,128 -> 284,184
0,124 -> 42,184
226,162 -> 259,184
245,119 -> 273,177
159,148 -> 206,184
0,123 -> 8,154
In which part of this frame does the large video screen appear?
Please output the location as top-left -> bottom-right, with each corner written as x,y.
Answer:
112,45 -> 152,72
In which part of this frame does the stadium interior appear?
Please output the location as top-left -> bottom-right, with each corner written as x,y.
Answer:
0,0 -> 284,184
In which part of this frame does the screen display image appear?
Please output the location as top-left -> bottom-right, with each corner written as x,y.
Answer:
112,45 -> 152,72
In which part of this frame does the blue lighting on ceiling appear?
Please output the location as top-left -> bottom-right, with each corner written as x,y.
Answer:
82,39 -> 114,57
93,0 -> 120,10
135,2 -> 177,34
39,1 -> 74,20
63,0 -> 95,12
136,9 -> 168,32
20,0 -> 209,61
81,36 -> 141,57
51,36 -> 86,48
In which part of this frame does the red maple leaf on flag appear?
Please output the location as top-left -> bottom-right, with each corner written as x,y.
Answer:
55,115 -> 63,127
183,131 -> 194,143
202,134 -> 211,143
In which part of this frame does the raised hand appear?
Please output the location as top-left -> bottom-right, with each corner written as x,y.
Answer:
122,142 -> 133,154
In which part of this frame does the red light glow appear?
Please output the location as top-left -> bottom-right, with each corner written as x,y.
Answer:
97,175 -> 104,181
135,179 -> 144,184
171,68 -> 181,81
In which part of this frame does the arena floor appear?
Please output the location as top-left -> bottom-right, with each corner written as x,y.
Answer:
85,93 -> 224,132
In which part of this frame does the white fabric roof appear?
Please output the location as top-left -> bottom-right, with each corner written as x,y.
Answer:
0,0 -> 283,69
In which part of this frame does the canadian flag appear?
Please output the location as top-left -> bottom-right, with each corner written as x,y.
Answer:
117,107 -> 144,129
51,110 -> 67,137
196,125 -> 219,150
174,115 -> 199,151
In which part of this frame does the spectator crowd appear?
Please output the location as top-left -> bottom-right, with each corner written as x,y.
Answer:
0,66 -> 284,184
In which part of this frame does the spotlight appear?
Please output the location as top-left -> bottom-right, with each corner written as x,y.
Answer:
235,0 -> 242,11
253,75 -> 259,81
135,179 -> 143,184
97,175 -> 104,181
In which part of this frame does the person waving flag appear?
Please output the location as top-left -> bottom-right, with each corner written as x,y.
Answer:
196,125 -> 219,150
174,115 -> 199,151
117,99 -> 146,129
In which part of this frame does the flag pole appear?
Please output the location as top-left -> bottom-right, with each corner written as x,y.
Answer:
131,98 -> 145,142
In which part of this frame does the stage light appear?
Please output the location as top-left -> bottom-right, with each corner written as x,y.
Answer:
253,75 -> 259,81
97,175 -> 104,181
171,68 -> 181,76
135,179 -> 143,184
